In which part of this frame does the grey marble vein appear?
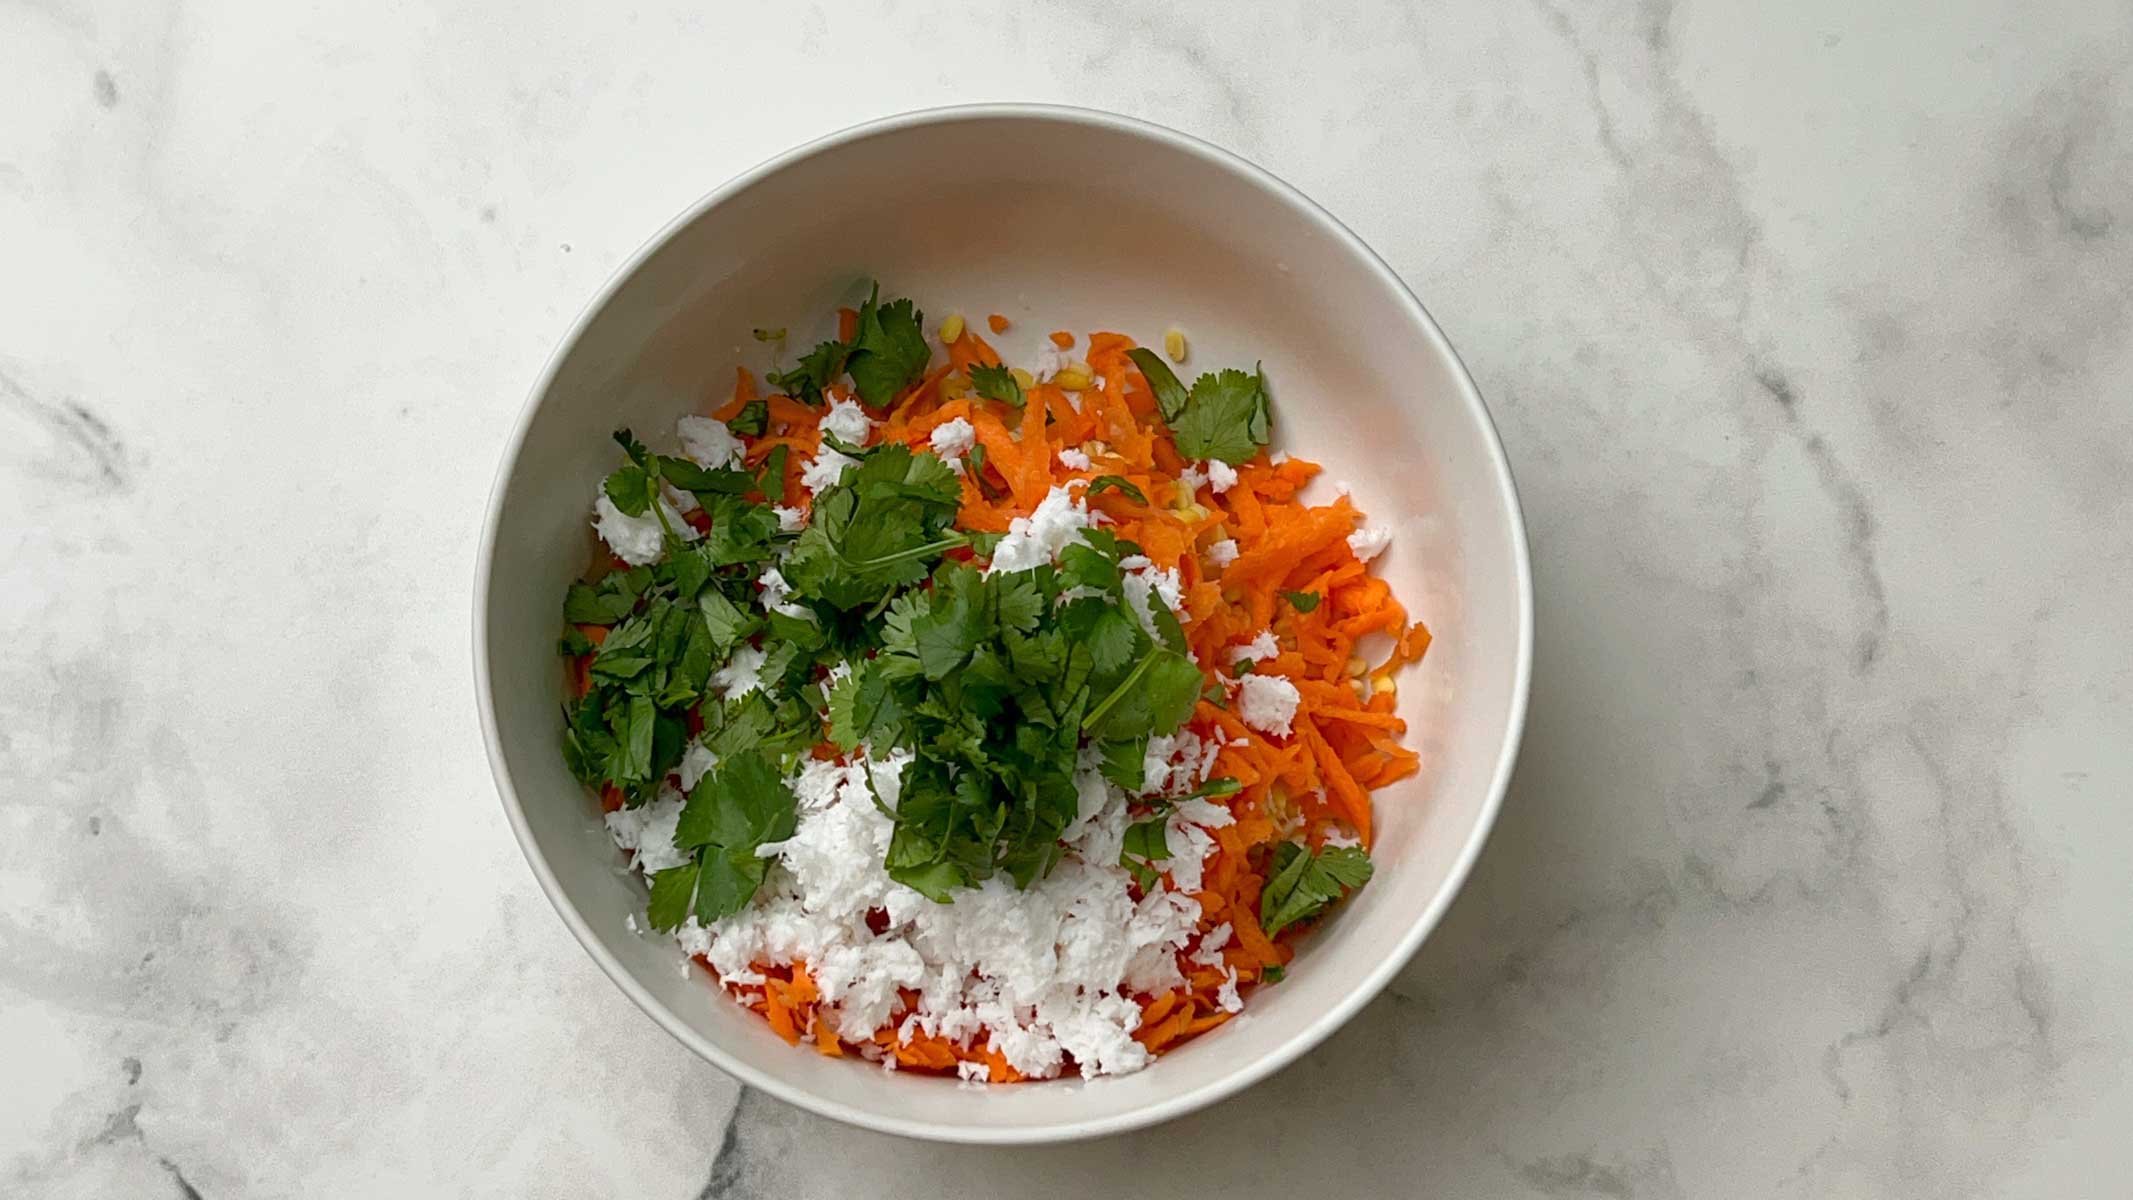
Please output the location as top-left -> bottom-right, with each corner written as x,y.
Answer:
3,0 -> 2130,1196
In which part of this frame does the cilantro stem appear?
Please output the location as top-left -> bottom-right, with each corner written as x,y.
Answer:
1081,649 -> 1157,733
648,483 -> 679,544
852,533 -> 969,571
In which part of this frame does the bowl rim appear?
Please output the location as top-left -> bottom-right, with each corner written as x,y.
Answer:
473,101 -> 1534,1145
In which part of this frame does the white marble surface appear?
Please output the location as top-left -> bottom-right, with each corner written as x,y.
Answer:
5,0 -> 2130,1195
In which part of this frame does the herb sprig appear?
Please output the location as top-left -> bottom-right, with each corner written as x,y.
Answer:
767,284 -> 932,408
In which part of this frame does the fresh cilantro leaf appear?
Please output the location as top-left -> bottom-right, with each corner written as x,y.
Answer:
1085,475 -> 1147,504
700,691 -> 775,759
763,608 -> 824,652
1262,964 -> 1286,983
676,748 -> 797,858
557,626 -> 595,657
716,750 -> 800,847
1122,815 -> 1170,862
909,581 -> 987,679
1057,542 -> 1123,595
770,338 -> 851,406
655,616 -> 717,707
696,496 -> 781,566
1183,776 -> 1243,801
603,464 -> 659,517
1097,736 -> 1147,790
1002,626 -> 1064,686
590,606 -> 664,681
1148,590 -> 1189,655
992,571 -> 1044,634
695,848 -> 770,924
1125,347 -> 1189,422
1119,815 -> 1170,888
967,362 -> 1024,407
967,443 -> 990,478
614,694 -> 657,783
657,455 -> 755,496
1082,645 -> 1200,741
695,588 -> 759,652
756,443 -> 789,502
818,428 -> 870,459
889,860 -> 966,904
1283,590 -> 1321,613
612,428 -> 654,468
563,574 -> 641,624
826,661 -> 905,753
1258,843 -> 1374,937
846,286 -> 931,407
646,861 -> 700,931
648,711 -> 687,789
729,399 -> 770,438
784,446 -> 963,610
1232,658 -> 1256,676
1170,365 -> 1271,465
753,638 -> 806,696
560,693 -> 619,789
1069,603 -> 1140,677
661,547 -> 712,604
1139,649 -> 1207,732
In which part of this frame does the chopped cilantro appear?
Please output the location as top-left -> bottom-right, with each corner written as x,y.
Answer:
564,567 -> 650,625
764,282 -> 933,408
728,398 -> 770,437
676,748 -> 796,852
1283,590 -> 1321,613
1119,815 -> 1172,887
1085,475 -> 1147,504
784,445 -> 964,611
1082,644 -> 1202,740
1258,843 -> 1373,937
756,443 -> 788,497
567,287 -> 1332,928
644,749 -> 799,929
1126,347 -> 1189,422
1169,366 -> 1271,465
1122,816 -> 1170,859
968,362 -> 1024,407
769,338 -> 851,406
657,456 -> 755,499
1184,777 -> 1243,801
602,468 -> 658,518
846,286 -> 931,407
695,588 -> 759,651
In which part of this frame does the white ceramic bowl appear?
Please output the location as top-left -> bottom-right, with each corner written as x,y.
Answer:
475,104 -> 1531,1144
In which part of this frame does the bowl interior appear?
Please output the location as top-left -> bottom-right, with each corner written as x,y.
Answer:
478,109 -> 1528,1141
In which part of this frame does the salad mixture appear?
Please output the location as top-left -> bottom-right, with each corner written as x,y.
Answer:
558,285 -> 1429,1081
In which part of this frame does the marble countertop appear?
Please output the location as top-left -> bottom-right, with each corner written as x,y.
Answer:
7,1 -> 2129,1195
